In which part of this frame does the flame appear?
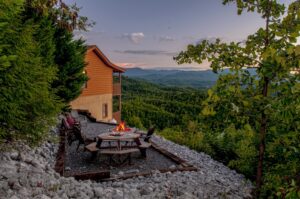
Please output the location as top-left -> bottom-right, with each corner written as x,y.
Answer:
116,122 -> 126,131
114,121 -> 131,132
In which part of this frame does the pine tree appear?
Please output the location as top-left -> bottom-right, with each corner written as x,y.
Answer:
24,0 -> 89,103
52,28 -> 88,103
0,0 -> 62,143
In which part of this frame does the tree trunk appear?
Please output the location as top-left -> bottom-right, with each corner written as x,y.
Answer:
255,77 -> 269,197
256,0 -> 271,196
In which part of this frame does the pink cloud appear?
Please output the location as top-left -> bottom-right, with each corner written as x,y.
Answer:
116,62 -> 147,68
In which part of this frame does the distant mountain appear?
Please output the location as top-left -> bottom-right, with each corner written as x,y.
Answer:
123,68 -> 256,88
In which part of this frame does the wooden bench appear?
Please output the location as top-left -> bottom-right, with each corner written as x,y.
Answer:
101,148 -> 139,165
84,142 -> 99,152
138,141 -> 151,158
138,141 -> 151,149
101,148 -> 139,155
84,142 -> 99,159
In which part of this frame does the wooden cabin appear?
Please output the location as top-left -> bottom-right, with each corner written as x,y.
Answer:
70,45 -> 125,123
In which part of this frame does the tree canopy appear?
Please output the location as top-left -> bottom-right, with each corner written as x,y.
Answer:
175,0 -> 300,197
0,0 -> 90,144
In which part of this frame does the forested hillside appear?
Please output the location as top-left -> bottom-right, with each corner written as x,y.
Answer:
121,77 -> 206,130
122,74 -> 300,198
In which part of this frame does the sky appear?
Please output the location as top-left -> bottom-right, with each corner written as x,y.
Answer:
65,0 -> 293,70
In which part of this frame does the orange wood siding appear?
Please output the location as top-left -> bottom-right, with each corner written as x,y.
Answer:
81,50 -> 113,96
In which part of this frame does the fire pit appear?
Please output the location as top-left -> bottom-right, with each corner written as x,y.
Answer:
111,121 -> 132,136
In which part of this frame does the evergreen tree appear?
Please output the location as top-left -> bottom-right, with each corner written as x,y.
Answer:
52,28 -> 88,103
24,0 -> 89,103
0,0 -> 62,143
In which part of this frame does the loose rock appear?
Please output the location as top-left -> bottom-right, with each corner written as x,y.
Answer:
0,132 -> 253,199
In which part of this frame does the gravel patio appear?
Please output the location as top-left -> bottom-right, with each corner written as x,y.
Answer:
62,119 -> 196,180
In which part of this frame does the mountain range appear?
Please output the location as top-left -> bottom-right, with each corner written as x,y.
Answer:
123,67 -> 256,88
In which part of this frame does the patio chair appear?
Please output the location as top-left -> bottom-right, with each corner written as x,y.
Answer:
71,110 -> 88,127
61,117 -> 71,131
143,127 -> 155,142
67,125 -> 93,151
138,127 -> 155,158
61,113 -> 80,131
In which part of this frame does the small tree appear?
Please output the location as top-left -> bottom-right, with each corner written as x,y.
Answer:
175,0 -> 300,197
52,28 -> 88,102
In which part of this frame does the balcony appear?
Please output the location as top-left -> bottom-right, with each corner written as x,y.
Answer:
113,83 -> 121,96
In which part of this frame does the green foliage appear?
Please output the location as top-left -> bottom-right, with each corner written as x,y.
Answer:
0,0 -> 62,144
25,1 -> 89,103
0,0 -> 90,144
122,77 -> 206,130
52,28 -> 87,102
175,0 -> 300,197
25,0 -> 95,31
127,116 -> 144,130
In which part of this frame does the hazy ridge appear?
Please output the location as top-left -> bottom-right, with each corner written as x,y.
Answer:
124,67 -> 256,88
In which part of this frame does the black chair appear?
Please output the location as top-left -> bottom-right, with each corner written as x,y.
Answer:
67,125 -> 92,151
139,127 -> 155,158
144,127 -> 155,142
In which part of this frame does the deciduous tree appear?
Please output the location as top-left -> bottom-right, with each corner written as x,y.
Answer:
175,0 -> 300,197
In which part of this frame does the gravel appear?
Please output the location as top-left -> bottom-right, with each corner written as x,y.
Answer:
0,127 -> 253,199
65,144 -> 180,177
65,122 -> 181,177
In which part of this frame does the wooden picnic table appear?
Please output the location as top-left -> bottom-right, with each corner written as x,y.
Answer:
97,131 -> 140,150
96,130 -> 141,165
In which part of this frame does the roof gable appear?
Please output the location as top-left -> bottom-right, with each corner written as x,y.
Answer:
87,45 -> 126,73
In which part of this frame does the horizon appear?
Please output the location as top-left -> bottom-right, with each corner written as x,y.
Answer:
124,66 -> 258,72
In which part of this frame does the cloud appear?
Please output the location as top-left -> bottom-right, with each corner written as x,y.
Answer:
121,32 -> 145,44
158,36 -> 176,42
115,62 -> 147,68
114,50 -> 177,56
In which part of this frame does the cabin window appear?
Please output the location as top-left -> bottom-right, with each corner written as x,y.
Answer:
102,103 -> 108,118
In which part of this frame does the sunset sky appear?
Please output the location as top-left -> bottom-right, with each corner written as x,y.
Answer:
65,0 -> 293,70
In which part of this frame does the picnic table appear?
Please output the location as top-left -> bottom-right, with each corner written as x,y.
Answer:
96,130 -> 141,165
84,127 -> 153,165
97,131 -> 140,150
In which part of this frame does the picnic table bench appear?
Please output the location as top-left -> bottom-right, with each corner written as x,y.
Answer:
84,127 -> 155,165
85,131 -> 150,165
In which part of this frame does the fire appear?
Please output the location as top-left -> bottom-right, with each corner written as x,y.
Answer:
114,121 -> 131,132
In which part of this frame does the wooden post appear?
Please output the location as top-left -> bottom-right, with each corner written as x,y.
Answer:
119,72 -> 122,120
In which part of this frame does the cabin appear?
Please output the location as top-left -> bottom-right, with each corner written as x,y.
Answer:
70,45 -> 125,123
